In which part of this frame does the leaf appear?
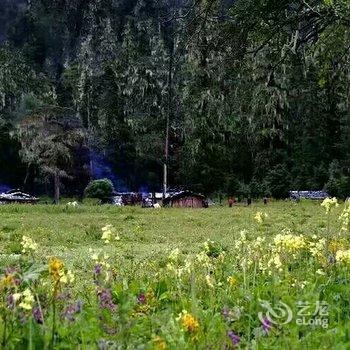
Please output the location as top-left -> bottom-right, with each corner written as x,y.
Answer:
22,263 -> 47,283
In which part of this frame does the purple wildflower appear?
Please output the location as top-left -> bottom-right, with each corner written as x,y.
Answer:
137,293 -> 146,304
222,306 -> 230,319
93,264 -> 103,285
261,317 -> 272,334
33,307 -> 44,324
228,330 -> 240,347
97,288 -> 116,311
62,301 -> 83,322
7,294 -> 14,309
94,264 -> 102,275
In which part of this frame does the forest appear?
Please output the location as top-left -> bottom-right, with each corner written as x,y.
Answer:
0,0 -> 349,199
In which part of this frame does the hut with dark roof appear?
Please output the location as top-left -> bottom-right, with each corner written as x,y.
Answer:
163,191 -> 207,208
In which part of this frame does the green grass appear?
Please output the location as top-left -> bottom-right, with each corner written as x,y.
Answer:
0,201 -> 349,349
0,201 -> 327,268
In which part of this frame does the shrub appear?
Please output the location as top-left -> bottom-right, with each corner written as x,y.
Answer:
84,179 -> 114,200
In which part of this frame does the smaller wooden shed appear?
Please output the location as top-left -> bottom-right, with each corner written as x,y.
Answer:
163,191 -> 207,208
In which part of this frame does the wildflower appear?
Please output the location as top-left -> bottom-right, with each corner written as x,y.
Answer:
91,252 -> 111,283
339,204 -> 350,231
21,236 -> 38,254
7,294 -> 14,309
19,288 -> 34,310
49,257 -> 65,283
178,310 -> 199,333
94,264 -> 102,275
196,251 -> 211,266
59,270 -> 75,284
62,301 -> 83,321
321,197 -> 338,213
222,306 -> 241,322
309,238 -> 327,264
152,335 -> 167,350
222,306 -> 230,319
101,224 -> 120,244
97,288 -> 116,311
261,317 -> 272,334
267,253 -> 282,271
33,307 -> 44,324
227,330 -> 240,346
274,232 -> 306,253
137,293 -> 146,304
240,230 -> 247,241
0,274 -> 15,290
205,275 -> 215,288
13,292 -> 22,302
49,258 -> 74,287
254,212 -> 267,224
168,248 -> 180,262
335,249 -> 350,264
227,276 -> 238,287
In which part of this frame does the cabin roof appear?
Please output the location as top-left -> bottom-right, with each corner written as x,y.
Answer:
163,190 -> 205,205
0,190 -> 39,202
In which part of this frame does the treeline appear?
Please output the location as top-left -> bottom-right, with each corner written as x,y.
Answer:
0,0 -> 349,199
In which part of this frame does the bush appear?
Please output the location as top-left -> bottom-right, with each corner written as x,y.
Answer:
84,179 -> 114,200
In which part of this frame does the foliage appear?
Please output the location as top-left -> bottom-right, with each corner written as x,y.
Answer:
0,201 -> 349,348
0,0 -> 349,197
84,178 -> 114,200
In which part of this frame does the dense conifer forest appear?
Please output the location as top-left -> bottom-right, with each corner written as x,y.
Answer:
0,0 -> 349,198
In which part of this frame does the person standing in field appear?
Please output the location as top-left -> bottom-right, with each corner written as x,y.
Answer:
263,196 -> 268,205
247,197 -> 252,206
228,197 -> 234,207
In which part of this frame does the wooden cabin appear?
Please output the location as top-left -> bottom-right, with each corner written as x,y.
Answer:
163,191 -> 207,208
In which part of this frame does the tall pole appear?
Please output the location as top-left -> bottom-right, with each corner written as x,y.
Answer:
163,39 -> 174,199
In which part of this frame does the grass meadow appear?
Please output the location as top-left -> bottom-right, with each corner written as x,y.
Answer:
0,200 -> 349,349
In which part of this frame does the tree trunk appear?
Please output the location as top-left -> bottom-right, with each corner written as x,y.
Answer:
54,172 -> 60,205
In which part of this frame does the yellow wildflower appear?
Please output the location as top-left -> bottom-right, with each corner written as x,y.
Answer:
152,335 -> 167,350
66,270 -> 75,283
49,257 -> 65,284
227,276 -> 238,287
205,275 -> 214,288
101,224 -> 119,243
335,249 -> 350,264
0,274 -> 15,290
267,253 -> 283,272
321,197 -> 338,213
12,293 -> 21,302
339,203 -> 350,231
254,212 -> 267,224
21,236 -> 38,254
19,288 -> 34,311
179,310 -> 200,333
274,232 -> 306,253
